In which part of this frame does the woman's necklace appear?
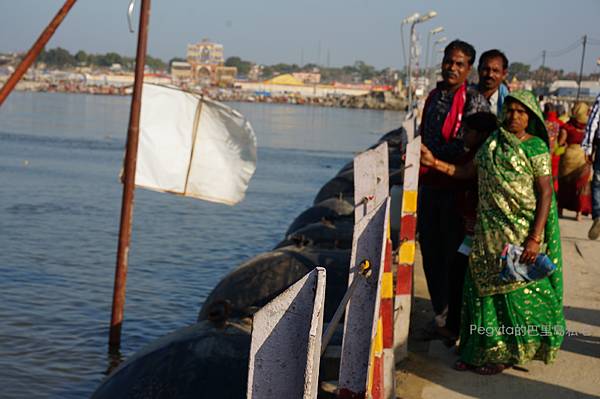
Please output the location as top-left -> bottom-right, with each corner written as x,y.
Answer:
515,131 -> 528,141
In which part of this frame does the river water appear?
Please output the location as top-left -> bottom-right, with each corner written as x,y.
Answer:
0,92 -> 404,398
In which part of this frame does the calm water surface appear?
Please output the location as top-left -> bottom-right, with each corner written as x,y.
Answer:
0,92 -> 404,398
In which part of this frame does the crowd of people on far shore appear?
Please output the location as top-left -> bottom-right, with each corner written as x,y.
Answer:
412,39 -> 600,376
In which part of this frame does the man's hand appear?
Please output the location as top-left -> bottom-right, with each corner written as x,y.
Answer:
421,144 -> 436,167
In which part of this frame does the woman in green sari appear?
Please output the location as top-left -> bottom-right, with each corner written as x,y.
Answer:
420,90 -> 565,374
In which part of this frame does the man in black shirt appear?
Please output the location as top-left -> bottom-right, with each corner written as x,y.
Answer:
418,40 -> 490,330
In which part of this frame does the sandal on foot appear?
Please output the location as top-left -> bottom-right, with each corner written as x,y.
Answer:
474,363 -> 511,375
453,360 -> 473,371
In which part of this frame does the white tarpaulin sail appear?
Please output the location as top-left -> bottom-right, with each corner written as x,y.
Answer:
135,83 -> 257,205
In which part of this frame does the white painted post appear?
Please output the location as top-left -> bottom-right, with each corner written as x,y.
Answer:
338,142 -> 391,397
402,114 -> 417,142
353,142 -> 389,222
393,135 -> 421,362
338,199 -> 390,397
247,267 -> 327,399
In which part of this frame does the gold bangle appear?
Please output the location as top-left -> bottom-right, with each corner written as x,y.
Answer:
528,234 -> 542,244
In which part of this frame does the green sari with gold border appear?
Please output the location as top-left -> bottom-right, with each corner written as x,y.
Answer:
458,90 -> 565,366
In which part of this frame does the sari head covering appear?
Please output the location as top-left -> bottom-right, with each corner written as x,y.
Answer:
571,101 -> 589,125
500,90 -> 549,147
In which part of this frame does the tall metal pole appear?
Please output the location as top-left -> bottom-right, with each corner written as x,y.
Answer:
400,25 -> 408,83
109,0 -> 152,350
0,0 -> 78,107
541,50 -> 546,69
576,35 -> 587,100
429,42 -> 437,89
407,22 -> 416,113
541,50 -> 547,91
424,31 -> 432,86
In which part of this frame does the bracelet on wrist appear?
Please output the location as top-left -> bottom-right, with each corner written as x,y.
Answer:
527,234 -> 542,244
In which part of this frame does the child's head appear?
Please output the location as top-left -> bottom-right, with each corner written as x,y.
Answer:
463,112 -> 497,150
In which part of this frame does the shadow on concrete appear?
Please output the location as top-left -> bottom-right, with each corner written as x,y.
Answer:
398,351 -> 600,399
561,306 -> 600,358
564,306 -> 600,327
561,334 -> 600,359
399,299 -> 600,398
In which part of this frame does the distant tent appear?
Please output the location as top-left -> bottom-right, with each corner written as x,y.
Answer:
264,74 -> 304,86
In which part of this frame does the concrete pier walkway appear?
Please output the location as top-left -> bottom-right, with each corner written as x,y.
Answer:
395,211 -> 600,399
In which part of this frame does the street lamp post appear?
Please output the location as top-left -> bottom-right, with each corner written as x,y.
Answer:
425,26 -> 444,85
401,13 -> 420,105
429,36 -> 447,89
403,10 -> 437,113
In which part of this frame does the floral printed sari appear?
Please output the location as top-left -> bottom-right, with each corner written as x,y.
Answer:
459,90 -> 565,366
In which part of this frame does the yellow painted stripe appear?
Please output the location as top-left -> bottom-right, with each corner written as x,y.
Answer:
381,272 -> 393,299
374,318 -> 383,355
386,215 -> 391,240
399,241 -> 415,264
402,190 -> 418,213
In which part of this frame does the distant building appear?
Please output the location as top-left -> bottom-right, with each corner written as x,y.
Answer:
292,72 -> 321,84
0,65 -> 14,76
215,66 -> 237,86
187,39 -> 224,65
549,80 -> 600,98
171,61 -> 192,83
248,64 -> 263,81
187,39 -> 225,84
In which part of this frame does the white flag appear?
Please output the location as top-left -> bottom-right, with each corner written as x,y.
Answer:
135,83 -> 257,205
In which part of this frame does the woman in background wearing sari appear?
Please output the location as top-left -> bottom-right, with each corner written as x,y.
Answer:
544,103 -> 563,192
557,102 -> 592,220
420,90 -> 565,375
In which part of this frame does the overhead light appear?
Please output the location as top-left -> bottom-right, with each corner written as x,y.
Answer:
435,37 -> 447,44
418,10 -> 437,23
402,12 -> 420,25
430,26 -> 444,34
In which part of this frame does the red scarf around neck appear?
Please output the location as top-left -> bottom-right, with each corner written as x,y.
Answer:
422,82 -> 468,142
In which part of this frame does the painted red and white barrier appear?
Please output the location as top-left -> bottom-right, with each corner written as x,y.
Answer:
394,133 -> 421,362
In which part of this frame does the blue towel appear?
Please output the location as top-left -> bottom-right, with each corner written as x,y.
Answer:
499,243 -> 557,283
497,83 -> 509,116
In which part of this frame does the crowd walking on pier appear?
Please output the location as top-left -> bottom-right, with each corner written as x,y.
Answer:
413,38 -> 600,376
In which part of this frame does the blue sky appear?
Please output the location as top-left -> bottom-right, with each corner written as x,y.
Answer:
1,0 -> 599,73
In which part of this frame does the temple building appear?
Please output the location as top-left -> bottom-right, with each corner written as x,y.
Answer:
186,39 -> 235,85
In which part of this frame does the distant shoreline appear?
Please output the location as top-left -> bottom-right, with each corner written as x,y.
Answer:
9,80 -> 593,113
10,83 -> 409,112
